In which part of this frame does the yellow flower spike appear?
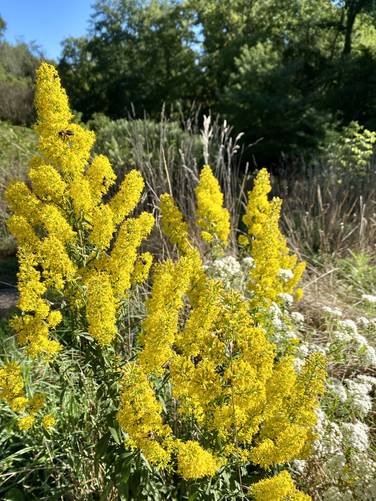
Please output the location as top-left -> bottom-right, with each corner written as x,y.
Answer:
34,62 -> 72,130
139,251 -> 198,375
195,165 -> 230,245
132,252 -> 153,286
0,362 -> 28,412
70,174 -> 96,218
28,163 -> 67,203
160,193 -> 191,253
5,181 -> 41,224
89,204 -> 115,250
6,215 -> 40,249
117,363 -> 173,468
243,168 -> 305,306
86,154 -> 116,203
34,64 -> 95,178
86,271 -> 117,346
109,169 -> 145,225
106,212 -> 154,296
251,471 -> 311,501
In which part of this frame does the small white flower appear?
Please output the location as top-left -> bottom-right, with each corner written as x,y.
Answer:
278,268 -> 294,281
346,379 -> 373,416
323,486 -> 342,501
323,306 -> 343,317
323,452 -> 346,479
242,256 -> 254,268
297,343 -> 309,358
286,330 -> 298,340
278,292 -> 294,304
291,311 -> 305,323
341,421 -> 369,452
339,319 -> 358,334
327,379 -> 347,403
291,459 -> 306,474
332,330 -> 353,343
362,294 -> 376,304
359,344 -> 376,367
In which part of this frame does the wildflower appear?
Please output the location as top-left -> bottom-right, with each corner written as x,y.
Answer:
109,169 -> 144,225
357,316 -> 370,327
86,154 -> 116,202
86,271 -> 117,346
341,421 -> 369,452
243,168 -> 305,306
17,415 -> 36,431
195,165 -> 230,245
42,414 -> 56,429
361,293 -> 376,304
339,319 -> 358,334
0,362 -> 28,411
291,311 -> 305,323
251,471 -> 311,501
117,363 -> 173,468
176,440 -> 220,479
28,393 -> 45,414
323,306 -> 343,317
160,193 -> 191,253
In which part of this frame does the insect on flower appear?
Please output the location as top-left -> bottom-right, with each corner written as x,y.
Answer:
58,129 -> 74,140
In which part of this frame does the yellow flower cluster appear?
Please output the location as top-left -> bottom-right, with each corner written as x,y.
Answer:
160,193 -> 191,253
195,165 -> 230,245
175,440 -> 221,479
5,63 -> 153,355
241,168 -> 305,306
251,471 -> 311,501
117,169 -> 324,493
0,362 -> 52,432
0,362 -> 28,412
116,363 -> 173,468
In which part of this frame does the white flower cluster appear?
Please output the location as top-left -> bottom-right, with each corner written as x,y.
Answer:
290,302 -> 375,500
323,306 -> 343,318
362,293 -> 376,304
345,376 -> 375,416
341,421 -> 369,452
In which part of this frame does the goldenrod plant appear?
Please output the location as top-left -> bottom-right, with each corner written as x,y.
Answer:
0,63 -> 326,500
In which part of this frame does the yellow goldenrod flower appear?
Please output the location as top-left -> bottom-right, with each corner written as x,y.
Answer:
109,169 -> 145,225
86,154 -> 116,203
86,271 -> 117,346
28,163 -> 67,203
0,362 -> 28,412
176,440 -> 221,479
17,415 -> 36,431
251,471 -> 311,501
195,165 -> 230,245
42,414 -> 56,429
242,168 -> 305,306
160,193 -> 191,253
89,204 -> 115,250
28,393 -> 45,414
117,362 -> 173,468
106,212 -> 154,296
132,252 -> 153,285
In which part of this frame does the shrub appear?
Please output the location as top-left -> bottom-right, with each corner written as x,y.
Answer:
0,63 -> 325,499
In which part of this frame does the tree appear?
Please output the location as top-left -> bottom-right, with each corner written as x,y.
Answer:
59,0 -> 200,120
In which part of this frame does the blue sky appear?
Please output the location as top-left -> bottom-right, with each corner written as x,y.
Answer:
1,0 -> 94,60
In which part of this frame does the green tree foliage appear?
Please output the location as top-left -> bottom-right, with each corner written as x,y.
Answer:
59,0 -> 199,120
0,16 -> 42,125
2,1 -> 376,161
